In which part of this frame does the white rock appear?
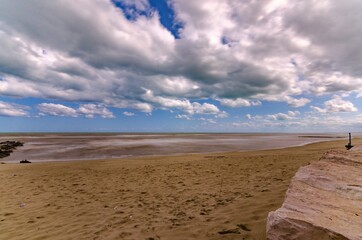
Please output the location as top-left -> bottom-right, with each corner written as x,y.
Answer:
267,149 -> 362,240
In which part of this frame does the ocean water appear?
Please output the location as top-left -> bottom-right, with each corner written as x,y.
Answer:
0,133 -> 345,162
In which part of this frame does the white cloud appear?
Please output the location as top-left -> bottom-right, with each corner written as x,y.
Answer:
0,101 -> 29,117
38,103 -> 114,118
246,110 -> 300,121
287,110 -> 300,117
229,106 -> 362,132
268,113 -> 292,121
152,76 -> 200,96
133,102 -> 153,113
267,111 -> 300,121
38,103 -> 78,117
123,111 -> 135,117
176,110 -> 228,120
311,96 -> 358,113
324,96 -> 358,113
286,97 -> 311,108
216,111 -> 229,118
199,118 -> 217,124
142,89 -> 220,115
176,114 -> 191,120
218,98 -> 261,108
0,0 -> 175,109
310,106 -> 327,113
78,104 -> 115,118
191,102 -> 220,115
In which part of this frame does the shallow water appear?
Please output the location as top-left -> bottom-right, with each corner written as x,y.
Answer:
0,133 -> 345,162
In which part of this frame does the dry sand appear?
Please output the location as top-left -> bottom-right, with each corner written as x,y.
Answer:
0,139 -> 356,240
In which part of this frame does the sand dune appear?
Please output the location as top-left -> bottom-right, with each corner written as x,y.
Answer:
0,139 -> 354,240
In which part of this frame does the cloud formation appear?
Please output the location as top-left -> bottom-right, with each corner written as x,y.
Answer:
246,111 -> 300,122
0,101 -> 28,117
78,104 -> 115,118
38,103 -> 114,118
0,0 -> 361,129
142,89 -> 220,115
38,103 -> 78,117
123,111 -> 135,117
218,98 -> 261,108
267,111 -> 300,121
311,96 -> 358,113
233,109 -> 360,132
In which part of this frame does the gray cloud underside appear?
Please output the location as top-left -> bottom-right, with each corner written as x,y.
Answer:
0,0 -> 361,114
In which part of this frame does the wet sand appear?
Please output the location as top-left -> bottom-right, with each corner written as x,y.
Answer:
0,133 -> 343,162
0,138 -> 354,240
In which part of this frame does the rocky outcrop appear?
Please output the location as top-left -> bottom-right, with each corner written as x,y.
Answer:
267,149 -> 362,240
0,141 -> 24,158
19,159 -> 31,163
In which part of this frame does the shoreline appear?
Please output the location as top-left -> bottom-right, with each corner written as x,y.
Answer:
1,138 -> 340,164
0,134 -> 346,163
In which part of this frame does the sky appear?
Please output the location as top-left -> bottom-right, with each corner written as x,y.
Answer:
0,0 -> 362,132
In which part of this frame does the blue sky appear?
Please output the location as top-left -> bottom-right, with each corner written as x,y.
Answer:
0,0 -> 362,132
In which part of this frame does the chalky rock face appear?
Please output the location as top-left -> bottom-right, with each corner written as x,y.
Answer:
267,149 -> 362,240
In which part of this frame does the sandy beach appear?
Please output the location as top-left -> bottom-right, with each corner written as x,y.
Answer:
0,138 -> 356,240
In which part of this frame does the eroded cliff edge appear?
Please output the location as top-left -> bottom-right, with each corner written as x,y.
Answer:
267,149 -> 362,240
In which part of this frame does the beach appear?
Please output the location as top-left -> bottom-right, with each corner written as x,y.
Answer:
0,137 -> 354,240
0,133 -> 343,162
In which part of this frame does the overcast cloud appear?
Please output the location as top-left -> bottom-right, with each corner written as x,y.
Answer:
0,0 -> 361,130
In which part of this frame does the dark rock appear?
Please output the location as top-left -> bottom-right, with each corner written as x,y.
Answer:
0,141 -> 24,159
20,160 -> 31,163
